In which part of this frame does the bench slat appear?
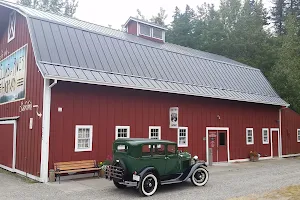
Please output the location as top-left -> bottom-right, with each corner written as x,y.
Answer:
57,165 -> 97,171
55,168 -> 100,174
55,160 -> 95,166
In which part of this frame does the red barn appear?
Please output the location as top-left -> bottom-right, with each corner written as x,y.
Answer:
0,1 -> 299,183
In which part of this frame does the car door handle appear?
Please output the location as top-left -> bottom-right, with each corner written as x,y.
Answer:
165,157 -> 170,160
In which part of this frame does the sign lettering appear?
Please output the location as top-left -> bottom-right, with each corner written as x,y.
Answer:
0,45 -> 27,104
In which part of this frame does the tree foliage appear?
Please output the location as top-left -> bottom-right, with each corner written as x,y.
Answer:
17,0 -> 78,17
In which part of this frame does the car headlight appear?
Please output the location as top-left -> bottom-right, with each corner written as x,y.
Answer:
193,155 -> 198,160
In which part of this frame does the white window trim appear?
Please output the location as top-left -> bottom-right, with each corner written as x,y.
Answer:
149,126 -> 161,140
7,11 -> 16,43
177,127 -> 188,147
152,28 -> 163,40
246,128 -> 254,145
75,125 -> 93,152
262,128 -> 269,144
297,129 -> 300,143
138,23 -> 165,41
115,126 -> 130,140
139,23 -> 151,37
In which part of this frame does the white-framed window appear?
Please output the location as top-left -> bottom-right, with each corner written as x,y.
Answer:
75,125 -> 93,152
262,128 -> 269,144
152,27 -> 163,39
149,126 -> 161,140
139,24 -> 151,37
178,127 -> 188,147
246,128 -> 254,145
297,129 -> 300,143
115,126 -> 130,139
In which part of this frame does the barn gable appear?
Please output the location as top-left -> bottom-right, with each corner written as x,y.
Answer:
0,1 -> 288,107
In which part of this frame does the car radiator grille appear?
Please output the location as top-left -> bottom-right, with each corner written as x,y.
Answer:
105,165 -> 124,180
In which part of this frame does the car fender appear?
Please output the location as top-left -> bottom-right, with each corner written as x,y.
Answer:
136,167 -> 159,189
183,162 -> 208,181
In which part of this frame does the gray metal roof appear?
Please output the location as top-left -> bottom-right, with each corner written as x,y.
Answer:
0,1 -> 289,106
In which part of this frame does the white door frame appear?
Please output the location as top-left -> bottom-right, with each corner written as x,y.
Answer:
270,128 -> 281,158
0,120 -> 17,172
206,127 -> 230,163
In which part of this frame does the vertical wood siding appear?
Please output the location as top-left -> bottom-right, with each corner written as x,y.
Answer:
49,82 -> 280,168
0,11 -> 44,176
281,108 -> 300,155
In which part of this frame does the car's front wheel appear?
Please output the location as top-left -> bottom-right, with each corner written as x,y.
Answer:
191,167 -> 209,186
113,180 -> 126,189
139,172 -> 158,196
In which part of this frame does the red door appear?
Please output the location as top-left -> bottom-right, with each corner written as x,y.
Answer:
272,130 -> 279,157
208,130 -> 228,162
0,124 -> 14,168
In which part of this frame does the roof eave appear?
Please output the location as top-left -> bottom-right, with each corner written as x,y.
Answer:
43,74 -> 289,108
124,16 -> 168,30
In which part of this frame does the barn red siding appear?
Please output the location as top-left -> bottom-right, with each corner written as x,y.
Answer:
0,11 -> 44,176
281,108 -> 300,155
48,82 -> 280,169
127,21 -> 137,35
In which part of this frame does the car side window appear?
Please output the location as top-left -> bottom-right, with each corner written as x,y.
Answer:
167,145 -> 176,155
142,144 -> 152,157
152,144 -> 165,156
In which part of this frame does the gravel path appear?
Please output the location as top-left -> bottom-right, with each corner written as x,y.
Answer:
0,157 -> 299,200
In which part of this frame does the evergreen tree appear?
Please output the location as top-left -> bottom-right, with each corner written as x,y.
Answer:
271,14 -> 300,111
150,7 -> 168,26
17,0 -> 79,17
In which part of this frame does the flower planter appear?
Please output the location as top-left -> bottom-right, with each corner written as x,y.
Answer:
99,169 -> 105,178
250,155 -> 259,162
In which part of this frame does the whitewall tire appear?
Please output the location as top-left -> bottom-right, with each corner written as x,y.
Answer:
139,172 -> 158,196
191,167 -> 209,186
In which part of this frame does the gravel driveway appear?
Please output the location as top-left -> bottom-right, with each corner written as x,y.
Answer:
0,157 -> 300,200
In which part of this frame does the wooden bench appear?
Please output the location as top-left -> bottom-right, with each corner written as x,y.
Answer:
54,160 -> 100,183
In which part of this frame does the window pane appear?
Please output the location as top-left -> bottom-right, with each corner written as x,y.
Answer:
153,27 -> 163,39
219,132 -> 226,145
140,24 -> 151,36
167,145 -> 176,155
152,145 -> 165,156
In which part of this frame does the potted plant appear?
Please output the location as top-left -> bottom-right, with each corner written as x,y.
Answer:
249,151 -> 259,162
98,162 -> 105,177
98,155 -> 113,177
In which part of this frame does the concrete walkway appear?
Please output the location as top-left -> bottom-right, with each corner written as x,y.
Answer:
0,157 -> 300,200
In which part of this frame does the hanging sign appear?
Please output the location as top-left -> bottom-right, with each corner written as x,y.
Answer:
169,107 -> 179,128
0,45 -> 27,105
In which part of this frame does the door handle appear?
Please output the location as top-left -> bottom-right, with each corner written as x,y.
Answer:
165,157 -> 170,160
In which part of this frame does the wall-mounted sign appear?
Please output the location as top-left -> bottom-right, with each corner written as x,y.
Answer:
169,107 -> 179,128
8,11 -> 16,43
19,100 -> 32,112
0,45 -> 27,105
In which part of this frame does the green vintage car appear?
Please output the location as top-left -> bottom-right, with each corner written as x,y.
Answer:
105,138 -> 209,197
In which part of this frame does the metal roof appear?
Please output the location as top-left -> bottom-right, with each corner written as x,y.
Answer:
0,1 -> 289,106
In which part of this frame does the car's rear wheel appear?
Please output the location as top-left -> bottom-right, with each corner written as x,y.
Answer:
191,167 -> 209,186
113,180 -> 126,189
139,172 -> 158,196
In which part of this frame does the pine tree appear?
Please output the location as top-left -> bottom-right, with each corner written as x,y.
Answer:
17,0 -> 79,17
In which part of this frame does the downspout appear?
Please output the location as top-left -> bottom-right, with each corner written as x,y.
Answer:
40,79 -> 57,183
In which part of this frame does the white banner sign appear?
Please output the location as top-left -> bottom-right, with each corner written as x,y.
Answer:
0,45 -> 27,105
169,107 -> 179,128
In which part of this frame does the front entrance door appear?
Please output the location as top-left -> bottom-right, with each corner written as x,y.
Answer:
271,129 -> 280,157
208,130 -> 228,162
0,120 -> 16,171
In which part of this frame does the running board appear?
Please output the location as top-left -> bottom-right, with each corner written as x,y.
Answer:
160,179 -> 184,185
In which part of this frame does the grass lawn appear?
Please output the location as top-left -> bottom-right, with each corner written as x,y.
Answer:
231,185 -> 300,200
